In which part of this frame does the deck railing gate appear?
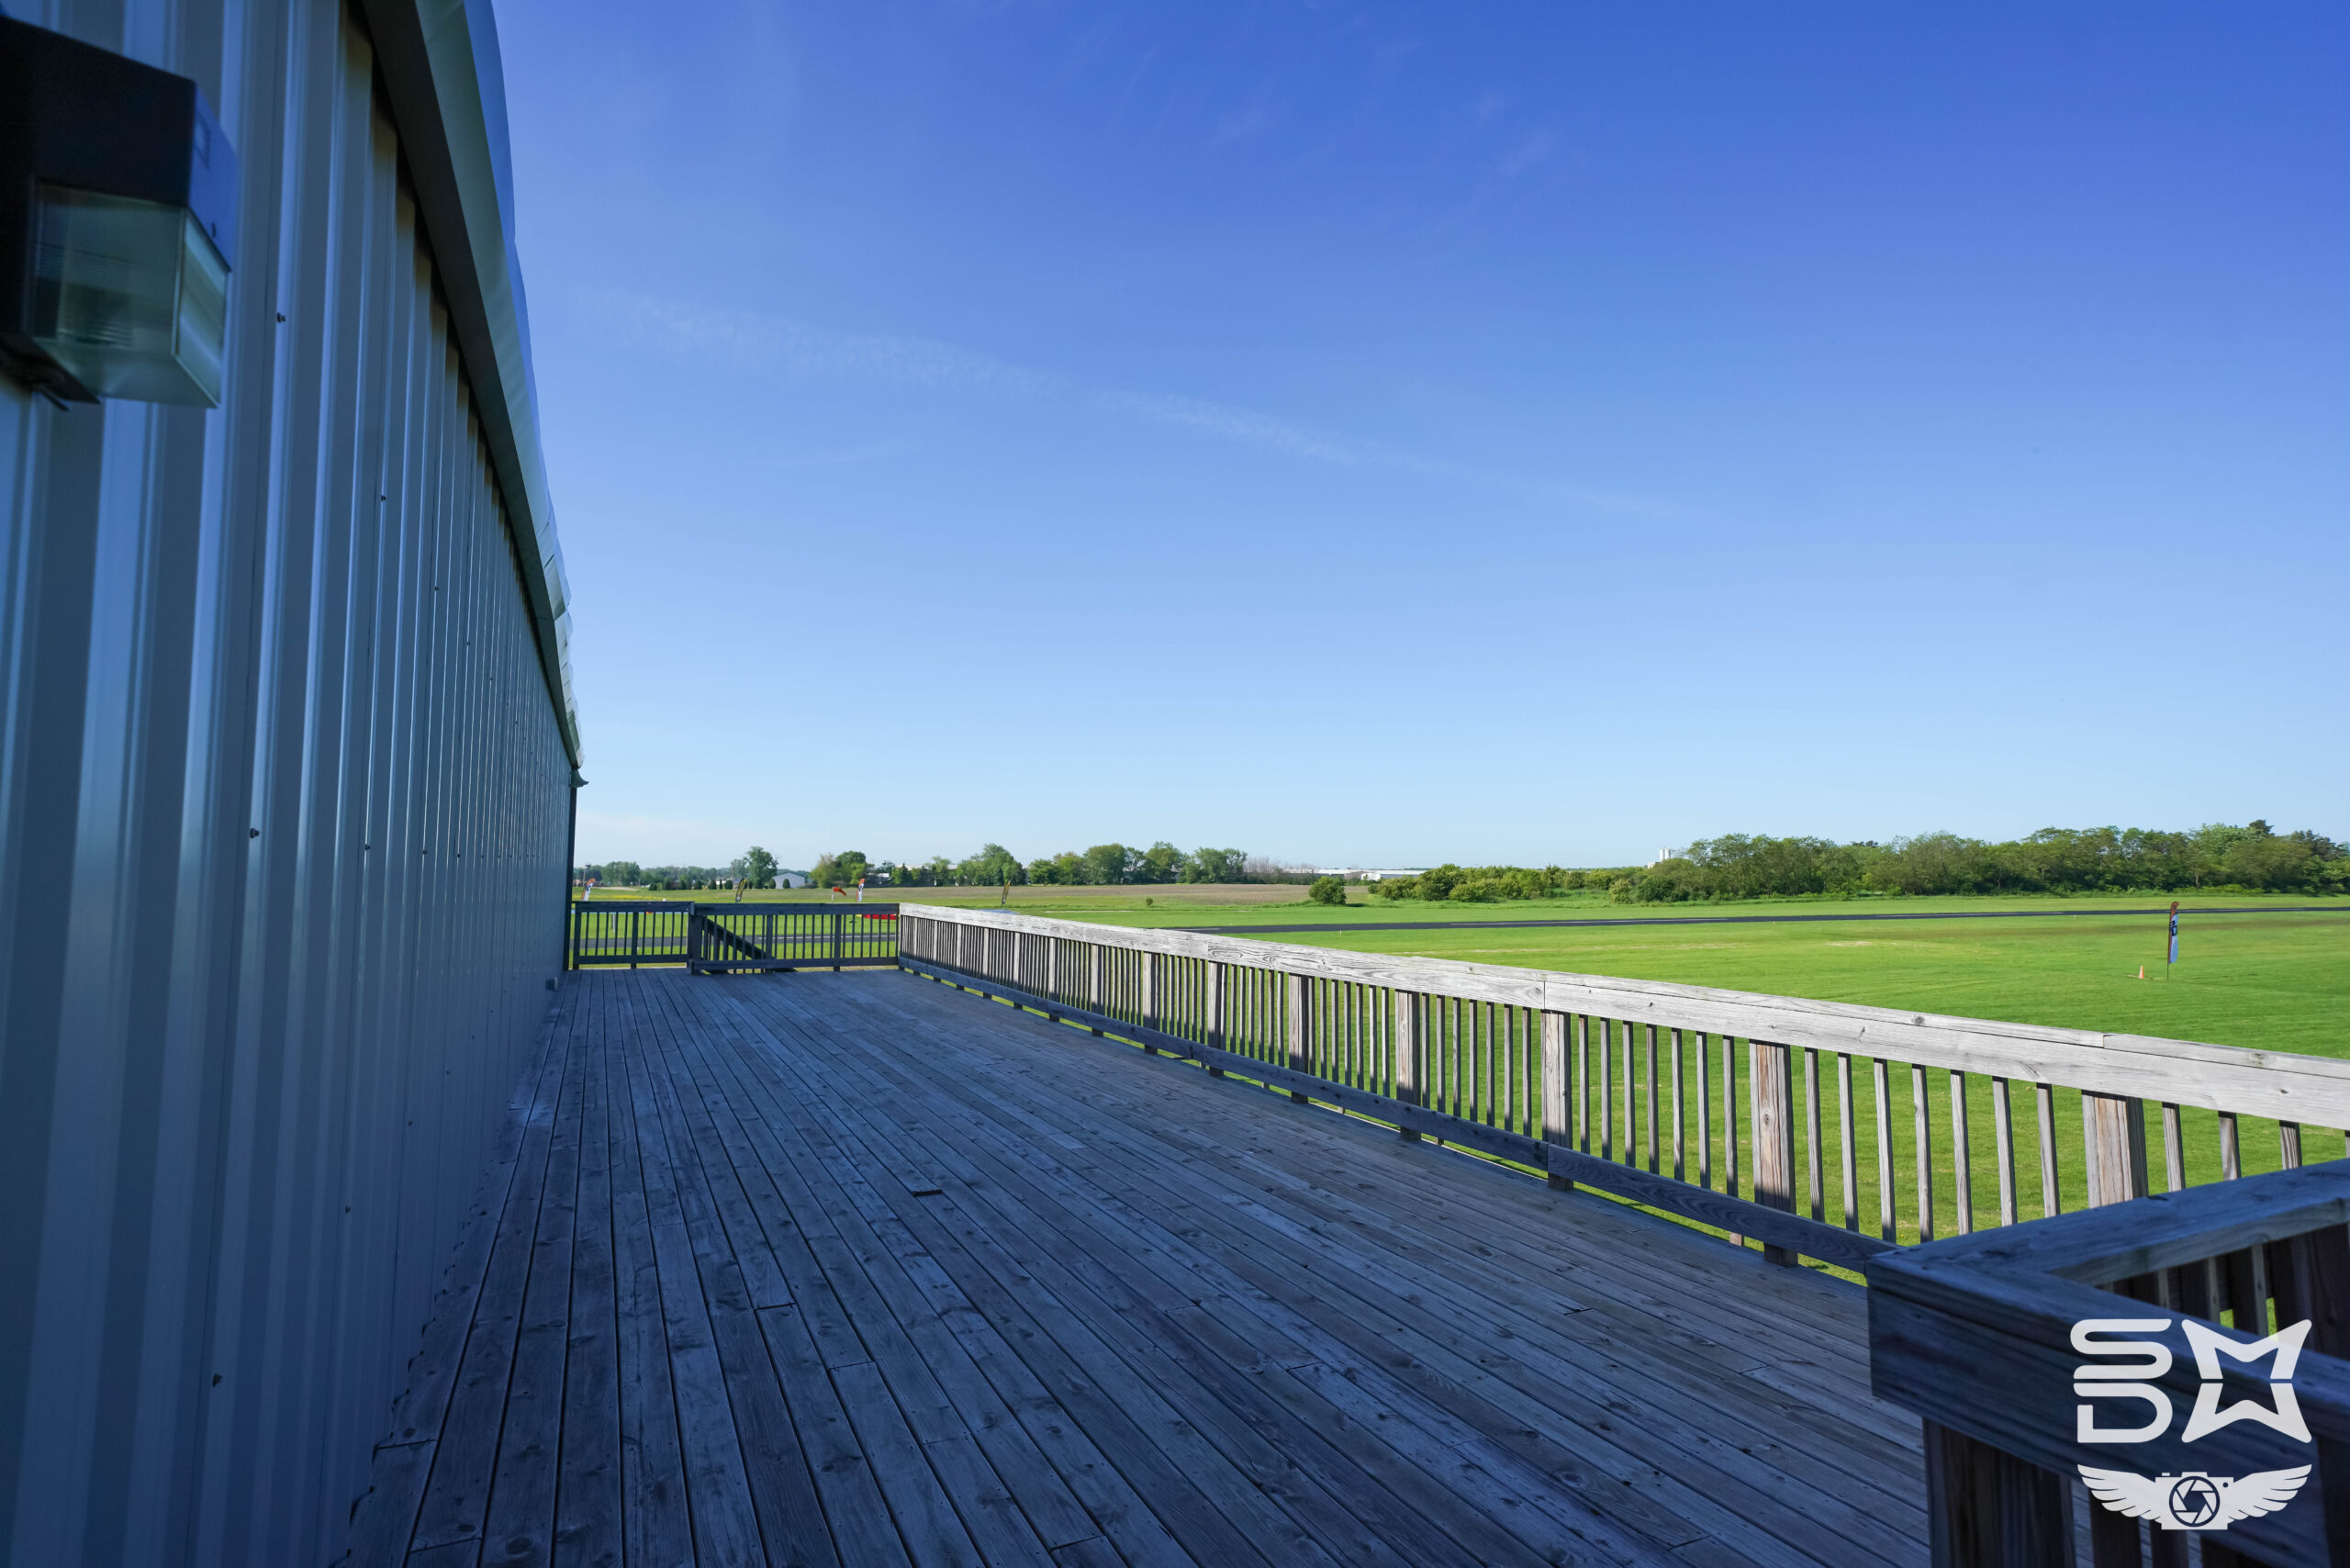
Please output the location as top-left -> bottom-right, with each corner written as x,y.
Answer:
566,901 -> 900,972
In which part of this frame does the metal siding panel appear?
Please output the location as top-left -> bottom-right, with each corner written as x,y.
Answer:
0,3 -> 577,1563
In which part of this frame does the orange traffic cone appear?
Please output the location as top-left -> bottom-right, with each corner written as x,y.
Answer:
2137,965 -> 2145,980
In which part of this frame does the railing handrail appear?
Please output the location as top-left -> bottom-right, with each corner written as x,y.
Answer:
1869,1160 -> 2350,1562
901,902 -> 2350,1126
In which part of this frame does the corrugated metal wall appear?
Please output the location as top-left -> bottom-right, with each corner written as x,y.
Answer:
0,2 -> 579,1563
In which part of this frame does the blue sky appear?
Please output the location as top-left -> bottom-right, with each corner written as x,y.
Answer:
496,1 -> 2349,870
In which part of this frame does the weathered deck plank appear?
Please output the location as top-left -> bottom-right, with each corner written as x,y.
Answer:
348,966 -> 1927,1568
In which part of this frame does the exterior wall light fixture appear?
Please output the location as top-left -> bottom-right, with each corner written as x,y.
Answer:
0,17 -> 239,408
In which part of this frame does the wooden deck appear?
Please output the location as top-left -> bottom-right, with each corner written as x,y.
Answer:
345,967 -> 1927,1568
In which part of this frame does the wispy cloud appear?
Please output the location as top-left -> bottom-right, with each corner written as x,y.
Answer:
1499,129 -> 1559,177
587,291 -> 1053,396
1100,391 -> 1368,465
576,288 -> 1683,516
1214,101 -> 1274,144
769,440 -> 911,468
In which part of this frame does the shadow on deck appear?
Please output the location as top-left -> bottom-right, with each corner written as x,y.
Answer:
345,967 -> 1925,1568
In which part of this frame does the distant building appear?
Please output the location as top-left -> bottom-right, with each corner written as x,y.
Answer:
1311,868 -> 1425,882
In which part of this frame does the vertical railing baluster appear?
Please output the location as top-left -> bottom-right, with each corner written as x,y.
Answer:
1527,1009 -> 1539,1141
1578,1015 -> 1592,1155
2161,1102 -> 2185,1192
1670,1028 -> 1685,1182
1838,1054 -> 1858,1232
1912,1064 -> 1934,1243
1140,950 -> 1161,1053
1991,1077 -> 2018,1227
1599,1019 -> 1615,1162
1204,962 -> 1225,1076
1621,1020 -> 1636,1169
1695,1032 -> 1712,1191
2036,1082 -> 2062,1218
1874,1058 -> 1897,1241
1438,1001 -> 1457,1124
1445,998 -> 1459,1120
1284,971 -> 1309,1102
1804,1047 -> 1823,1223
1949,1070 -> 1973,1235
1644,1025 -> 1661,1174
1394,990 -> 1420,1139
1722,1035 -> 1742,1248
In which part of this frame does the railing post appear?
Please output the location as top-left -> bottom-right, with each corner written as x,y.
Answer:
2081,1092 -> 2148,1208
832,911 -> 844,971
1284,971 -> 1310,1103
1541,1010 -> 1572,1191
2071,1080 -> 2160,1568
1921,1420 -> 2075,1568
1393,991 -> 1420,1138
1752,1038 -> 1797,1265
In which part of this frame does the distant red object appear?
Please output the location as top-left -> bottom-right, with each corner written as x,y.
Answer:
859,912 -> 898,921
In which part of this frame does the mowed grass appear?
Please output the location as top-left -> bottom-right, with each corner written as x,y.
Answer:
1279,907 -> 2350,1058
581,881 -> 1313,909
1054,891 -> 2350,1058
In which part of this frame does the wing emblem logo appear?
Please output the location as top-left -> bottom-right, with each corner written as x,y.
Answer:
2077,1466 -> 2311,1531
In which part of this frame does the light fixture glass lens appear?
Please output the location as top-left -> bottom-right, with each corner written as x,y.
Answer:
31,185 -> 229,407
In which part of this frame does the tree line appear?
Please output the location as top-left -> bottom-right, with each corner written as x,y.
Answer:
577,846 -> 789,890
1366,822 -> 2348,905
817,843 -> 1253,889
1626,823 -> 2347,902
581,821 -> 2346,902
577,842 -> 1259,891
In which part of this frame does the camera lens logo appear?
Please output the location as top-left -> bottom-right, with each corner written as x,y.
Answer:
2072,1317 -> 2314,1532
2168,1475 -> 2222,1529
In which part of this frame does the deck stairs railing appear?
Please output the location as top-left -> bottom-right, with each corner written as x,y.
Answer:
567,900 -> 900,972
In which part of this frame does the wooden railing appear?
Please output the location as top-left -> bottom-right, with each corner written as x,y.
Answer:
566,901 -> 899,971
896,904 -> 2350,1273
1871,1161 -> 2350,1565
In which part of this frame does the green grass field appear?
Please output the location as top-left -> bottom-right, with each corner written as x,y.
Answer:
1038,890 -> 2350,1058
